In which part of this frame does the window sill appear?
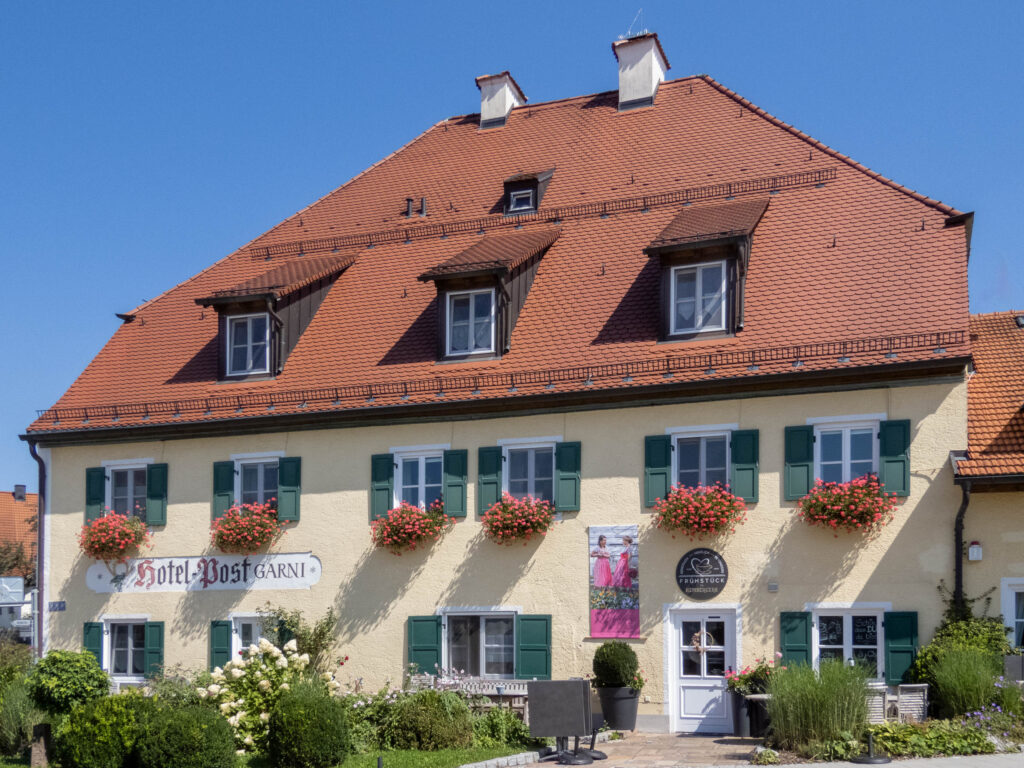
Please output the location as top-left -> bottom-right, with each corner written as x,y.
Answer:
217,373 -> 276,384
436,354 -> 501,365
662,328 -> 733,343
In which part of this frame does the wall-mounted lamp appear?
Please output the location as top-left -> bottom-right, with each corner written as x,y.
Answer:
968,541 -> 983,561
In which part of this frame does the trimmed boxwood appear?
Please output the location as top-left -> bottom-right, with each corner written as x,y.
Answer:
55,691 -> 157,768
592,640 -> 639,688
136,704 -> 235,768
268,683 -> 351,768
393,690 -> 473,751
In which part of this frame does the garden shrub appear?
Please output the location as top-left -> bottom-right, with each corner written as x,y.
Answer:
869,719 -> 996,757
146,665 -> 204,706
54,691 -> 156,768
135,704 -> 235,768
993,676 -> 1024,716
339,687 -> 407,752
592,640 -> 639,688
393,690 -> 473,751
268,680 -> 351,768
260,604 -> 339,672
909,616 -> 1011,691
0,676 -> 41,757
932,648 -> 1000,717
766,661 -> 868,752
27,649 -> 109,716
0,635 -> 33,695
472,706 -> 531,747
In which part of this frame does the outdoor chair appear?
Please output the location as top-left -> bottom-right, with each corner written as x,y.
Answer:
865,681 -> 888,724
895,684 -> 928,723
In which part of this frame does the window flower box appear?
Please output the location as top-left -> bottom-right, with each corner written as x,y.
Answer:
211,501 -> 285,554
796,475 -> 897,535
481,492 -> 556,545
79,511 -> 151,563
652,484 -> 747,540
371,500 -> 454,555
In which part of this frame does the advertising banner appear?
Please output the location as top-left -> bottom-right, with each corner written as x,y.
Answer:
589,524 -> 639,638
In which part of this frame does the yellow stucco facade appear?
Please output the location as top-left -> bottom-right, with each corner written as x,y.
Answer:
41,374 -> 1012,730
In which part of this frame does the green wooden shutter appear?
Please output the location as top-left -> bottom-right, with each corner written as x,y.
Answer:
780,612 -> 812,666
144,621 -> 164,678
407,615 -> 442,674
83,622 -> 103,667
516,614 -> 552,680
477,447 -> 503,516
644,435 -> 672,507
85,467 -> 106,522
729,430 -> 759,503
277,457 -> 302,522
884,611 -> 918,685
277,619 -> 295,646
784,425 -> 815,500
146,463 -> 168,526
879,419 -> 911,496
442,450 -> 468,518
212,461 -> 235,519
370,454 -> 394,520
210,620 -> 232,671
554,441 -> 581,513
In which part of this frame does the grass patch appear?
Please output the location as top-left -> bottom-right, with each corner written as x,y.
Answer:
0,758 -> 28,768
242,746 -> 525,768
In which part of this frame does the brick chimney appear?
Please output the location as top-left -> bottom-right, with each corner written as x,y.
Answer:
612,32 -> 670,111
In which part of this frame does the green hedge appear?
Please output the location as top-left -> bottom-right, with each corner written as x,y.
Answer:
268,684 -> 351,768
136,704 -> 235,768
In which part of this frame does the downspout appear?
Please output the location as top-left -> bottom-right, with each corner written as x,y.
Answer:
27,441 -> 46,657
953,480 -> 971,618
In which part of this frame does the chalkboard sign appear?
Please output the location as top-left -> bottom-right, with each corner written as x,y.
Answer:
676,548 -> 728,601
527,680 -> 591,738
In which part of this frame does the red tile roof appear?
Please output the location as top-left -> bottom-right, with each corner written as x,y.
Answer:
646,197 -> 769,251
202,253 -> 356,301
0,492 -> 36,558
420,227 -> 560,279
955,312 -> 1024,477
27,75 -> 971,435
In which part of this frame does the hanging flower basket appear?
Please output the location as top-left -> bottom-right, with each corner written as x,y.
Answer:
481,492 -> 557,545
211,502 -> 285,554
652,484 -> 747,540
370,500 -> 454,555
796,475 -> 897,535
79,511 -> 152,563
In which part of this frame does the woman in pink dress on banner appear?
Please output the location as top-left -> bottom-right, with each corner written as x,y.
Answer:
612,535 -> 633,588
590,535 -> 613,587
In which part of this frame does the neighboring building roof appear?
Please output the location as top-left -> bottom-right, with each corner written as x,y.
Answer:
26,74 -> 971,437
420,227 -> 560,279
0,491 -> 36,557
646,197 -> 769,252
955,312 -> 1024,477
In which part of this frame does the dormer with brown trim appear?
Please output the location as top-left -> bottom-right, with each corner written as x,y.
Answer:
644,198 -> 769,341
419,227 -> 559,360
503,169 -> 554,215
196,253 -> 355,380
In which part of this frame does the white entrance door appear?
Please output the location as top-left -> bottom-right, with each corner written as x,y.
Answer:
673,611 -> 735,733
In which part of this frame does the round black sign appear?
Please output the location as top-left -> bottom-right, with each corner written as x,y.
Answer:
676,548 -> 728,601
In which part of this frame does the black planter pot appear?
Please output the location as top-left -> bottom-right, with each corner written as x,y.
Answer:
730,691 -> 750,737
747,695 -> 770,738
596,686 -> 640,731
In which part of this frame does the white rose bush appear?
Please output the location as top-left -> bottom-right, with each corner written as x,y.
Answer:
197,638 -> 315,752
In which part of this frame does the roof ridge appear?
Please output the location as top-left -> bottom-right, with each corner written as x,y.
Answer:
699,76 -> 963,218
971,310 -> 1023,319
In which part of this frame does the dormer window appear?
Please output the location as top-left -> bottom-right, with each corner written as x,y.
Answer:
447,289 -> 495,356
227,313 -> 270,376
508,190 -> 535,213
670,261 -> 726,335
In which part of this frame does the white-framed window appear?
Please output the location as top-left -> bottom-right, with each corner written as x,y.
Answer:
102,458 -> 153,521
810,605 -> 886,679
232,615 -> 265,657
500,438 -> 557,503
666,424 -> 736,490
98,615 -> 150,681
441,609 -> 517,679
1000,579 -> 1024,648
394,450 -> 445,508
508,189 -> 535,213
446,289 -> 495,356
670,261 -> 726,335
226,313 -> 271,376
812,419 -> 879,483
232,452 -> 283,506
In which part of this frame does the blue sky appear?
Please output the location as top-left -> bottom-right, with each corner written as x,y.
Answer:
1,1 -> 1022,492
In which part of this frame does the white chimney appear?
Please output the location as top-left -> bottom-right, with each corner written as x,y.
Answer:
611,32 -> 670,111
475,71 -> 527,130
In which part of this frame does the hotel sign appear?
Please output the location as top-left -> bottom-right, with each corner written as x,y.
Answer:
675,548 -> 728,601
86,552 -> 322,594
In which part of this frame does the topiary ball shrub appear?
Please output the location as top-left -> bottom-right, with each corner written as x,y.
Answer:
268,682 -> 351,768
592,640 -> 639,688
393,690 -> 473,751
54,691 -> 157,768
136,704 -> 235,768
26,650 -> 109,716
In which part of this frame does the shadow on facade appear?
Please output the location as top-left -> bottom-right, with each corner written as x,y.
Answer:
437,529 -> 541,607
171,547 -> 247,644
333,545 -> 430,643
